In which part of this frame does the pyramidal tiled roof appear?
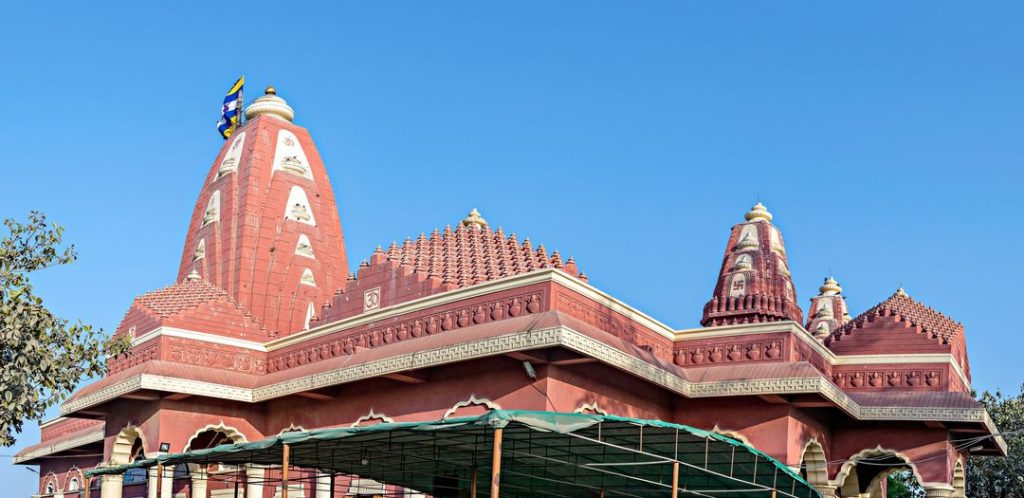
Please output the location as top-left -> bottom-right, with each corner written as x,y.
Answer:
367,223 -> 585,289
836,290 -> 963,343
134,279 -> 235,317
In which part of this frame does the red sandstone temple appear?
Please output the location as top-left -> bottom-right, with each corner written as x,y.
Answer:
15,87 -> 1004,498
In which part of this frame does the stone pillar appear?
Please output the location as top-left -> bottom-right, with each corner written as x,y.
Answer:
191,473 -> 209,498
246,466 -> 265,498
147,468 -> 159,498
924,484 -> 955,498
814,484 -> 839,498
315,474 -> 332,498
99,474 -> 123,498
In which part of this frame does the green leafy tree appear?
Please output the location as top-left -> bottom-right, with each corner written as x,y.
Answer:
968,383 -> 1024,498
0,212 -> 130,446
887,469 -> 923,498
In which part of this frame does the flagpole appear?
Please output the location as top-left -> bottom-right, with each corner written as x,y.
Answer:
236,76 -> 245,127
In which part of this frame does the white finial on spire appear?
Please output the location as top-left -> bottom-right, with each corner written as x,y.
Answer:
185,269 -> 202,282
819,276 -> 842,296
461,208 -> 488,229
744,202 -> 773,223
244,86 -> 295,122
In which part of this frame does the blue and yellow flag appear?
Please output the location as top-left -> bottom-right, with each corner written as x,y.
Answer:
216,76 -> 244,139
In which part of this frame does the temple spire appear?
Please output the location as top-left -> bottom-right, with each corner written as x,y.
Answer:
806,276 -> 851,339
700,203 -> 803,327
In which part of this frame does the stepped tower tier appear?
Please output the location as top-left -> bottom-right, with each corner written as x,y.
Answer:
176,87 -> 349,335
806,276 -> 851,339
701,203 -> 803,326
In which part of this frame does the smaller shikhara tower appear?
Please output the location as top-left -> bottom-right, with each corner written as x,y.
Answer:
176,87 -> 349,335
701,202 -> 803,326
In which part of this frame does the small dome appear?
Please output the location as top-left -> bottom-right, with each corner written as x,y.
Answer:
461,208 -> 488,229
735,232 -> 759,251
896,286 -> 908,297
744,202 -> 773,223
819,276 -> 842,296
244,86 -> 295,122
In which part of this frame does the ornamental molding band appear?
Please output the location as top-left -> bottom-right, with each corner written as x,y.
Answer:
266,289 -> 545,373
12,428 -> 105,464
350,410 -> 395,427
556,291 -> 671,358
674,339 -> 785,366
59,324 -> 1004,450
442,395 -> 502,420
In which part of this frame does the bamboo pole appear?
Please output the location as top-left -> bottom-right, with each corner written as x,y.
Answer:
83,477 -> 90,498
471,466 -> 478,498
490,428 -> 504,498
671,461 -> 679,497
156,464 -> 164,498
282,444 -> 291,498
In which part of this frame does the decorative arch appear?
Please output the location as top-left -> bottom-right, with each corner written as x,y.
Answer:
42,472 -> 59,495
709,425 -> 753,447
110,425 -> 148,466
203,190 -> 221,226
952,459 -> 965,498
573,401 -> 609,415
277,423 -> 306,435
442,395 -> 501,420
351,409 -> 395,427
65,467 -> 84,492
834,446 -> 924,497
182,421 -> 248,452
284,186 -> 316,225
799,439 -> 829,489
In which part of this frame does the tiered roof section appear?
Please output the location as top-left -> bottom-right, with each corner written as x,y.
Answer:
321,210 -> 584,321
827,288 -> 970,382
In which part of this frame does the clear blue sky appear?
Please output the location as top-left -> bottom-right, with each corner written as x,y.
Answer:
2,1 -> 1023,493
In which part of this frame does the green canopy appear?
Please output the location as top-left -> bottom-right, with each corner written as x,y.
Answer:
88,410 -> 820,498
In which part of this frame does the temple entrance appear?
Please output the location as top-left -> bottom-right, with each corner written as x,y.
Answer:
836,449 -> 922,498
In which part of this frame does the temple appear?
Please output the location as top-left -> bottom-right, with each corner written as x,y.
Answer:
15,87 -> 1003,498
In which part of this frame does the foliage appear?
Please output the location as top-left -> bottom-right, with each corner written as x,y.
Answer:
887,469 -> 923,498
968,383 -> 1024,498
0,212 -> 130,446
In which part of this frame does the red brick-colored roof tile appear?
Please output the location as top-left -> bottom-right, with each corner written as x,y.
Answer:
372,223 -> 583,289
835,291 -> 963,344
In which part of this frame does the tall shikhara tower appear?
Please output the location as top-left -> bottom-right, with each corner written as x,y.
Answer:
176,87 -> 349,335
701,203 -> 803,326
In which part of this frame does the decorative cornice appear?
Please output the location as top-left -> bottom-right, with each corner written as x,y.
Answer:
267,269 -> 678,351
442,395 -> 501,420
58,325 -> 1000,448
14,428 -> 104,464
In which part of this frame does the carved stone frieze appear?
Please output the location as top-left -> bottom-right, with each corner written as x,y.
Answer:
266,290 -> 545,374
165,344 -> 266,374
832,369 -> 943,390
673,339 -> 784,366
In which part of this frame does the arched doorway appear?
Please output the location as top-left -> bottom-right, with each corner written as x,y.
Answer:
183,424 -> 248,498
799,439 -> 830,493
836,448 -> 923,498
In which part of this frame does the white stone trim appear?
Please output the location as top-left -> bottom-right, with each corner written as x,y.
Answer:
60,324 -> 1001,446
442,395 -> 501,419
12,428 -> 104,464
132,326 -> 267,352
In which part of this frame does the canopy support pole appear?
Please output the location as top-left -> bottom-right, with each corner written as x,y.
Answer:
671,461 -> 679,497
155,464 -> 164,498
491,428 -> 503,498
84,478 -> 91,498
282,444 -> 291,498
471,466 -> 478,498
